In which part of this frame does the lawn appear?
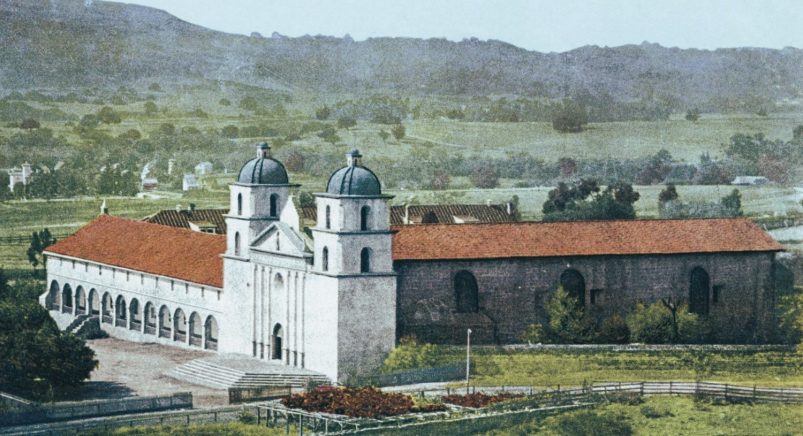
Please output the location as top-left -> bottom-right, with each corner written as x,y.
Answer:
448,347 -> 803,388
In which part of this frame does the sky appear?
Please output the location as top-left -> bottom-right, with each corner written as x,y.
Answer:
111,0 -> 803,52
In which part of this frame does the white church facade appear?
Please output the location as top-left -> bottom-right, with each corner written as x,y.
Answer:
42,145 -> 397,382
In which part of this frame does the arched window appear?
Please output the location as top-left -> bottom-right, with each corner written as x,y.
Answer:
189,312 -> 202,347
159,305 -> 171,338
144,302 -> 156,334
88,288 -> 99,315
325,205 -> 331,229
129,299 -> 141,331
360,248 -> 371,273
272,323 -> 283,360
62,284 -> 73,313
322,247 -> 329,271
205,316 -> 219,350
47,280 -> 59,310
560,269 -> 586,309
102,293 -> 113,324
115,295 -> 127,327
454,271 -> 479,313
270,194 -> 279,217
689,267 -> 710,316
75,286 -> 86,315
234,232 -> 241,256
237,193 -> 243,215
360,206 -> 371,231
174,308 -> 187,342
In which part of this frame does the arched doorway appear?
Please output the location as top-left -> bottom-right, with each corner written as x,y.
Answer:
62,284 -> 73,314
144,302 -> 156,334
159,305 -> 171,338
205,316 -> 218,350
188,312 -> 202,347
115,295 -> 127,327
272,323 -> 283,360
689,267 -> 710,316
88,289 -> 99,315
560,269 -> 586,308
101,292 -> 113,324
173,308 -> 187,342
74,286 -> 86,315
129,298 -> 141,331
46,280 -> 59,310
454,271 -> 479,313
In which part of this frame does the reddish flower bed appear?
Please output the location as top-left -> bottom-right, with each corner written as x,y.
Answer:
441,392 -> 524,408
281,386 -> 446,418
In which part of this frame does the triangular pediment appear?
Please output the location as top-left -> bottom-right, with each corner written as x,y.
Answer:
251,221 -> 308,256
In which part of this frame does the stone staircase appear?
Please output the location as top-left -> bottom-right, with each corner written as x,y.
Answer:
165,357 -> 330,390
66,315 -> 104,339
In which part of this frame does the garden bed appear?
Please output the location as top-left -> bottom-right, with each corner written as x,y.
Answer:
280,386 -> 446,418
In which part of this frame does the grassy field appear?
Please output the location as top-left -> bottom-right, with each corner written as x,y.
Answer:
456,348 -> 803,388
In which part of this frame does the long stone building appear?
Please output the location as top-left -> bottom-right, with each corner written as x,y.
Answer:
41,144 -> 784,383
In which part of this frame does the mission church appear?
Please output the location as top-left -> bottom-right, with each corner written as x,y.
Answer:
41,144 -> 784,382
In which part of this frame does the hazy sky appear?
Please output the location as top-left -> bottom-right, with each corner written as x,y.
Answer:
112,0 -> 802,52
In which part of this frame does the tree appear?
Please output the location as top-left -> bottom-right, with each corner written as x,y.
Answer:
378,129 -> 390,143
284,151 -> 306,172
337,116 -> 357,131
520,287 -> 596,344
143,101 -> 158,116
315,105 -> 331,120
19,118 -> 40,129
658,183 -> 679,205
148,82 -> 162,92
27,228 -> 55,271
685,108 -> 701,122
221,125 -> 239,138
158,123 -> 176,136
793,125 -> 803,142
429,169 -> 450,190
391,124 -> 406,141
79,114 -> 99,129
218,98 -> 231,106
756,108 -> 768,117
470,166 -> 499,189
97,106 -> 121,124
542,179 -> 640,221
558,157 -> 577,177
317,126 -> 340,145
720,189 -> 743,216
551,100 -> 588,132
298,191 -> 316,208
626,300 -> 711,344
239,96 -> 259,111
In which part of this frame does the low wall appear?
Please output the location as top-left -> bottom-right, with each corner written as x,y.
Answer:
0,392 -> 192,427
500,343 -> 798,353
354,363 -> 466,387
228,386 -> 291,404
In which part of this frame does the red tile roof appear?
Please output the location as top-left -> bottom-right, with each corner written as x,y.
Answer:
391,218 -> 783,261
45,215 -> 226,287
145,209 -> 228,234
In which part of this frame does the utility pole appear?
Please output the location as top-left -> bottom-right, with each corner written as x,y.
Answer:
466,328 -> 472,394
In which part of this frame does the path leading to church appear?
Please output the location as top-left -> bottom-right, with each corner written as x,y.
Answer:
67,338 -> 230,408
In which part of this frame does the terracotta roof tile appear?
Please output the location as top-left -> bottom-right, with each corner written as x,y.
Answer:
145,209 -> 227,234
391,218 -> 783,261
45,215 -> 226,287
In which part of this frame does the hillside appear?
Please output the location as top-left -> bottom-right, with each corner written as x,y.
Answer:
1,0 -> 802,110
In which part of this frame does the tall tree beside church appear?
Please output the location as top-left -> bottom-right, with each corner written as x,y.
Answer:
542,179 -> 640,221
27,228 -> 55,271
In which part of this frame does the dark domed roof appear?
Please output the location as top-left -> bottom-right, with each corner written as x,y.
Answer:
237,143 -> 289,185
326,149 -> 381,196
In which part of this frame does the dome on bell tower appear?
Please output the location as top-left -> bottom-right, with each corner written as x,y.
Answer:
326,149 -> 382,196
237,143 -> 289,185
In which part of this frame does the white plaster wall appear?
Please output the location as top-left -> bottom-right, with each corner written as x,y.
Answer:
304,273 -> 340,381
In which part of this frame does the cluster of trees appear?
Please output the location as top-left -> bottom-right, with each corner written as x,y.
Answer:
315,96 -> 410,124
0,272 -> 97,399
542,179 -> 640,221
724,131 -> 803,183
658,184 -> 744,218
521,288 -> 706,345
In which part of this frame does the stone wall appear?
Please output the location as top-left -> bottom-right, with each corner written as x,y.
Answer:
395,252 -> 777,344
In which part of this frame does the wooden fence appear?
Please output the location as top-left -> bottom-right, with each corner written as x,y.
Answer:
0,234 -> 70,246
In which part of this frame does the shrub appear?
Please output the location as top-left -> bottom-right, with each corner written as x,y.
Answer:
640,403 -> 673,419
522,286 -> 596,344
544,410 -> 633,436
627,301 -> 711,344
441,392 -> 523,408
382,336 -> 449,372
597,314 -> 630,344
281,386 -> 445,417
237,410 -> 256,424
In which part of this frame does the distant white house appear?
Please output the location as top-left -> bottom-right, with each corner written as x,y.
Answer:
182,174 -> 200,191
195,162 -> 213,175
732,176 -> 769,186
7,163 -> 32,192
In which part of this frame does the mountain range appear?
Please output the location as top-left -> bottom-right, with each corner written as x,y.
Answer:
1,0 -> 802,109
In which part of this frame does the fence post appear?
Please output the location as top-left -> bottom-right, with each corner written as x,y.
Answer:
299,415 -> 303,436
725,384 -> 729,401
753,384 -> 756,401
640,382 -> 644,396
285,412 -> 290,435
257,408 -> 261,426
670,381 -> 673,394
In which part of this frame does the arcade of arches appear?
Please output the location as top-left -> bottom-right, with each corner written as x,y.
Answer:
46,279 -> 219,350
